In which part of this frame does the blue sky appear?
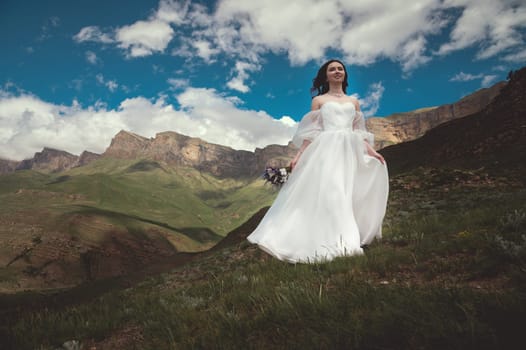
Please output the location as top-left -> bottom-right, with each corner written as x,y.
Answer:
1,0 -> 525,160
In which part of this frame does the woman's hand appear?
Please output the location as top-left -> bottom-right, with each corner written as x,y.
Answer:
290,152 -> 301,170
365,142 -> 385,164
290,140 -> 311,170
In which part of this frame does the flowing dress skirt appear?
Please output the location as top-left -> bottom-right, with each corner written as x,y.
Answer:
247,129 -> 389,263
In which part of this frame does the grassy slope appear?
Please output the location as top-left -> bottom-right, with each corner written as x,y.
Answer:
0,158 -> 276,247
0,158 -> 277,292
4,167 -> 525,350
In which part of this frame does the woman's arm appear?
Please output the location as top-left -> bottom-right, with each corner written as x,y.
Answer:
290,97 -> 322,170
364,141 -> 385,164
353,97 -> 385,164
290,139 -> 311,170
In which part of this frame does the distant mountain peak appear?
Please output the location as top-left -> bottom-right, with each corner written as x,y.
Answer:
114,129 -> 149,141
381,66 -> 526,174
0,78 -> 515,177
16,147 -> 80,173
103,128 -> 294,178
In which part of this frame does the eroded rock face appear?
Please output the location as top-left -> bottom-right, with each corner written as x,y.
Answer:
0,159 -> 17,173
3,148 -> 101,174
76,151 -> 101,167
148,132 -> 256,178
381,67 -> 526,174
16,148 -> 80,173
254,143 -> 297,172
367,82 -> 506,149
0,80 -> 507,176
103,130 -> 150,159
103,130 -> 289,178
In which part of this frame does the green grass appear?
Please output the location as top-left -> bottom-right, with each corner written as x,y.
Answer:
0,158 -> 276,246
3,167 -> 525,349
0,158 -> 279,294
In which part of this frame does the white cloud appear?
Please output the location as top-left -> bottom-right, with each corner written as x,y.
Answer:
450,71 -> 500,88
192,40 -> 220,63
450,72 -> 483,82
73,26 -> 114,44
116,20 -> 174,57
74,0 -> 526,76
106,81 -> 119,92
351,82 -> 385,117
492,65 -> 508,72
503,49 -> 526,63
167,78 -> 189,90
215,0 -> 344,65
226,61 -> 260,93
340,0 -> 444,70
438,0 -> 526,59
481,75 -> 498,87
85,51 -> 98,65
96,74 -> 119,92
0,89 -> 297,160
398,35 -> 432,74
75,0 -> 186,58
155,0 -> 189,24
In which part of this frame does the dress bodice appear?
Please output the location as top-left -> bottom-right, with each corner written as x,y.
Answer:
320,101 -> 356,131
292,100 -> 374,148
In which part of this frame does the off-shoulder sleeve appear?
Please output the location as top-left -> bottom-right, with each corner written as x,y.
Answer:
352,111 -> 374,145
292,110 -> 323,147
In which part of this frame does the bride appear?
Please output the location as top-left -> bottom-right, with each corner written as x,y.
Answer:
247,59 -> 389,263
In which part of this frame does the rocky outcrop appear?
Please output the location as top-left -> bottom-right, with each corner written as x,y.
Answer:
1,148 -> 101,174
150,131 -> 256,178
368,81 -> 506,149
254,143 -> 297,172
76,151 -> 101,167
0,159 -> 17,173
382,67 -> 526,174
0,79 -> 508,176
16,148 -> 79,173
103,130 -> 295,178
103,130 -> 150,159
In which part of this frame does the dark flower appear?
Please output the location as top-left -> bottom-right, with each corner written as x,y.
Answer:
262,166 -> 291,187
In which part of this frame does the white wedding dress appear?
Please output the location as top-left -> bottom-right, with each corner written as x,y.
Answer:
247,101 -> 389,263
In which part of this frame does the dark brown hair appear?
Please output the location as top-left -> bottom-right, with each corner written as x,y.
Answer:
310,59 -> 349,98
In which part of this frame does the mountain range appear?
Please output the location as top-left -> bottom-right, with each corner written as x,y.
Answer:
382,67 -> 526,174
0,67 -> 523,293
1,67 -> 525,350
0,79 -> 505,176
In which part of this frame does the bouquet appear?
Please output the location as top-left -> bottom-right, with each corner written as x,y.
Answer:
262,166 -> 291,187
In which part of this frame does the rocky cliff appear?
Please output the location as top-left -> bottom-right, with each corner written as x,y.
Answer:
16,148 -> 80,173
0,159 -> 17,173
103,130 -> 296,178
77,151 -> 101,167
381,67 -> 526,174
368,81 -> 506,149
10,148 -> 101,173
0,79 -> 507,176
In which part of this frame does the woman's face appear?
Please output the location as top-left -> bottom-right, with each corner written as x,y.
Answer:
326,61 -> 345,84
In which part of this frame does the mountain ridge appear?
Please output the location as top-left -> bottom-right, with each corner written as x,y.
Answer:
366,81 -> 506,148
0,68 -> 523,297
0,79 -> 506,176
381,67 -> 526,175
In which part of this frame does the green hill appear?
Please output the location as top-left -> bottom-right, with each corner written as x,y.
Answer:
0,158 -> 276,292
2,166 -> 524,349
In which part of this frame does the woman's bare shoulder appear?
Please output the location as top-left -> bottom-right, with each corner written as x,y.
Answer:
311,95 -> 324,111
348,95 -> 360,111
